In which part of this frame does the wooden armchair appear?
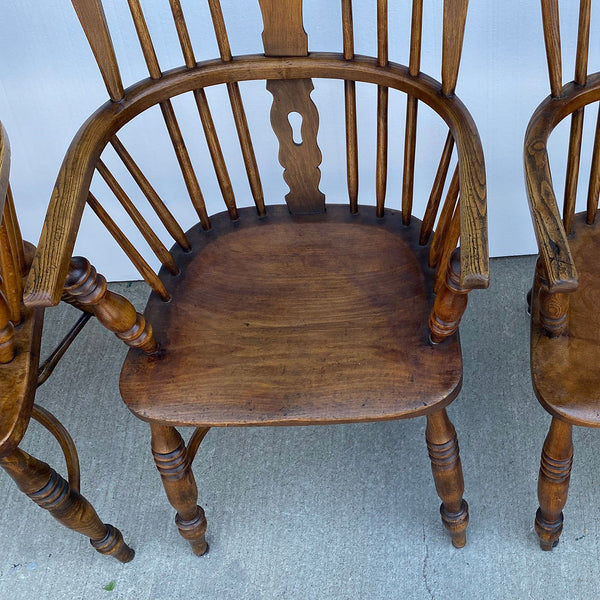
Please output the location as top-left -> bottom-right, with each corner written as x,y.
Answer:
526,0 -> 600,550
25,0 -> 488,553
0,123 -> 134,561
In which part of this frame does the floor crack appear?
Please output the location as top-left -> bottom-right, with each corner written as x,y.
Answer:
422,523 -> 435,600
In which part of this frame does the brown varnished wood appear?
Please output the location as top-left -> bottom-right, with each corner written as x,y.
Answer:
25,2 -> 486,553
86,192 -> 170,300
267,79 -> 325,214
24,54 -> 489,307
342,0 -> 358,213
121,205 -> 462,427
150,424 -> 207,555
426,408 -> 468,548
575,0 -> 591,86
586,105 -> 600,223
430,248 -> 468,343
0,305 -> 43,454
109,136 -> 191,250
563,108 -> 584,234
31,404 -> 81,492
535,417 -> 573,550
541,0 -> 562,97
376,85 -> 389,218
0,121 -> 133,562
429,164 -> 459,269
96,160 -> 179,274
421,133 -> 455,245
0,447 -> 134,562
527,2 -> 600,552
441,0 -> 468,97
72,0 -> 124,101
63,256 -> 158,354
531,212 -> 600,427
258,0 -> 308,57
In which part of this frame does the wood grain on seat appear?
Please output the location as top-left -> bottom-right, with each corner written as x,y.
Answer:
121,206 -> 462,427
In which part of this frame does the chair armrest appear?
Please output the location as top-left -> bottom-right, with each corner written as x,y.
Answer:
454,115 -> 489,290
524,98 -> 579,293
23,105 -> 113,308
522,76 -> 600,293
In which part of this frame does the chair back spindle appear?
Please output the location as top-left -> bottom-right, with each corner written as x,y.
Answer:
402,0 -> 424,225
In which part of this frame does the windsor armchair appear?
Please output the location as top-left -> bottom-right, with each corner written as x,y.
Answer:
25,0 -> 488,553
526,0 -> 600,550
0,122 -> 133,562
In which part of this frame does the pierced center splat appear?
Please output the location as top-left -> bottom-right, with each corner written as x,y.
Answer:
259,0 -> 325,214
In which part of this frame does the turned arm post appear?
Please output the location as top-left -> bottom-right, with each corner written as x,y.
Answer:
429,248 -> 469,344
0,288 -> 14,363
534,258 -> 569,337
62,256 -> 158,354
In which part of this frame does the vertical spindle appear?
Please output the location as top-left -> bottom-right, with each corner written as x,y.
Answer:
541,0 -> 562,97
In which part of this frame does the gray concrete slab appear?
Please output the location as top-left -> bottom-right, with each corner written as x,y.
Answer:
1,256 -> 599,599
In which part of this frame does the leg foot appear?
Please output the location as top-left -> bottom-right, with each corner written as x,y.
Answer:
426,408 -> 469,548
151,424 -> 208,555
1,448 -> 134,562
535,417 -> 573,551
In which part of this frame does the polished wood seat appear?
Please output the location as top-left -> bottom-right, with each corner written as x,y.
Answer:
531,213 -> 600,425
122,206 -> 462,427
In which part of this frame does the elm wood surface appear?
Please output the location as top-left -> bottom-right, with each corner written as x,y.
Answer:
24,0 -> 486,553
0,121 -> 133,562
0,307 -> 43,455
526,0 -> 600,552
531,212 -> 600,427
24,54 -> 489,307
120,206 -> 462,427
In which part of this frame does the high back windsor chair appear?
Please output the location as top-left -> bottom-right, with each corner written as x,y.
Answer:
0,122 -> 133,562
526,0 -> 600,551
25,0 -> 488,553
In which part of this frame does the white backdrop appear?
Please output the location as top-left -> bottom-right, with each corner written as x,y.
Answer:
0,1 -> 590,281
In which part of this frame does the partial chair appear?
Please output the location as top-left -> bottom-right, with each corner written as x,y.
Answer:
526,0 -> 600,550
0,122 -> 133,562
25,0 -> 488,553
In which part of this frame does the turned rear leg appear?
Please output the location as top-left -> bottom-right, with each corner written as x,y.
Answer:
425,408 -> 469,548
150,424 -> 208,555
0,448 -> 134,562
535,417 -> 573,550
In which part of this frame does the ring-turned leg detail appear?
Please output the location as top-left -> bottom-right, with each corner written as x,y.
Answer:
535,417 -> 573,550
0,448 -> 134,562
150,424 -> 208,555
425,408 -> 469,548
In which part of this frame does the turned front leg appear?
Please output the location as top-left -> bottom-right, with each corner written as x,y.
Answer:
0,448 -> 134,562
535,417 -> 573,550
425,408 -> 469,548
150,424 -> 208,555
63,256 -> 158,353
429,249 -> 469,344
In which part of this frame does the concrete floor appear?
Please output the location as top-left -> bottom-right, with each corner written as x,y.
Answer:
1,255 -> 600,599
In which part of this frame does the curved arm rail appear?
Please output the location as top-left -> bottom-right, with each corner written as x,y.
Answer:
524,73 -> 600,292
24,53 -> 488,307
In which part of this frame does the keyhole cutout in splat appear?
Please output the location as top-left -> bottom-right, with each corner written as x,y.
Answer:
288,111 -> 303,145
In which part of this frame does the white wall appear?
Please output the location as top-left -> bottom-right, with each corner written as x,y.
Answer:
0,1 -> 589,281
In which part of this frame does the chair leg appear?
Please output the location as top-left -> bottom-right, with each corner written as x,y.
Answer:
535,417 -> 573,550
150,424 -> 208,555
0,448 -> 134,562
425,408 -> 469,548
